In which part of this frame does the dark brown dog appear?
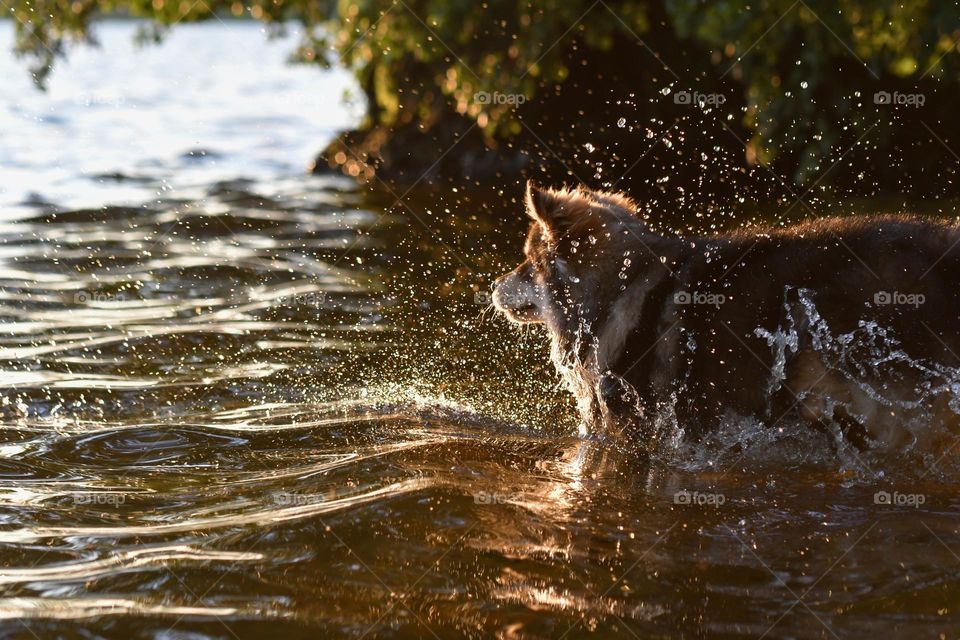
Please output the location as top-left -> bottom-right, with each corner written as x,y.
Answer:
494,182 -> 960,452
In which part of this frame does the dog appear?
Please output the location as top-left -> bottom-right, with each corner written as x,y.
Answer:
493,181 -> 960,453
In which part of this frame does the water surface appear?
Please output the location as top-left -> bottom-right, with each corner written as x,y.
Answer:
1,20 -> 960,640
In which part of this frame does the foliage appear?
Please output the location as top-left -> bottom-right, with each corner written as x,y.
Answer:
6,0 -> 960,187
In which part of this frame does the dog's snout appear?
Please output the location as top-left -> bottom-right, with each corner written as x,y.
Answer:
492,273 -> 513,293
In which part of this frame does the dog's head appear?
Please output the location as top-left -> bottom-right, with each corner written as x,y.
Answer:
493,181 -> 651,339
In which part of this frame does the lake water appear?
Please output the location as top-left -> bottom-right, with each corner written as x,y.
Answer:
0,20 -> 362,212
1,19 -> 960,640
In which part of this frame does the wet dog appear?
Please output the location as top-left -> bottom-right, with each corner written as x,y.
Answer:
493,181 -> 960,452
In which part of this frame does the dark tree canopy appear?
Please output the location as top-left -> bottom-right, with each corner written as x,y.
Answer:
7,0 -> 960,199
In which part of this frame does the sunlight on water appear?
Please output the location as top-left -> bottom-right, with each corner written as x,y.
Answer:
1,19 -> 960,640
0,21 -> 362,211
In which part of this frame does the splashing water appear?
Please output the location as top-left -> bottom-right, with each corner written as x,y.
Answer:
2,20 -> 960,639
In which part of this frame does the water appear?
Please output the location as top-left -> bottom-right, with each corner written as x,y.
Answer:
1,20 -> 960,640
0,20 -> 362,212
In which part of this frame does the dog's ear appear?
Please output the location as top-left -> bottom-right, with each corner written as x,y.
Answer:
525,180 -> 558,223
525,181 -> 593,240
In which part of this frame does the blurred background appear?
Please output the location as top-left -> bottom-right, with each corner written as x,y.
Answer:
7,0 -> 960,206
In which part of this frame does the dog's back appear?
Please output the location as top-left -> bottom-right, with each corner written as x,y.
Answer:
615,216 -> 960,449
494,184 -> 960,451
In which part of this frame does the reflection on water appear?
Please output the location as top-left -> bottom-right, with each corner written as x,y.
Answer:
0,21 -> 361,212
1,20 -> 960,640
1,177 -> 959,639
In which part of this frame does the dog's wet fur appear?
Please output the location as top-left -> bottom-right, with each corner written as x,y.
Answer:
493,181 -> 960,451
